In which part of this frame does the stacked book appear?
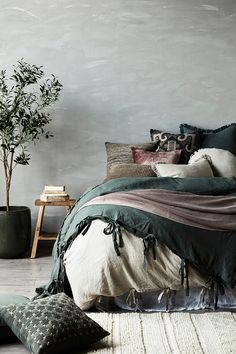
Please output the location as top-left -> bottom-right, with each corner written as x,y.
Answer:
40,185 -> 69,202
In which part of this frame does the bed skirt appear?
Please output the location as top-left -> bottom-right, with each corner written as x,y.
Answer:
95,287 -> 236,312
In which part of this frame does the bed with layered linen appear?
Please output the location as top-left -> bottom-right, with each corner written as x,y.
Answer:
36,123 -> 236,312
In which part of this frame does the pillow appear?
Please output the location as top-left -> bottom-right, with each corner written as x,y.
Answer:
105,141 -> 158,179
150,129 -> 199,163
0,293 -> 29,343
179,122 -> 236,134
152,158 -> 214,178
106,163 -> 156,180
189,148 -> 236,177
131,148 -> 181,165
179,123 -> 236,156
0,292 -> 109,354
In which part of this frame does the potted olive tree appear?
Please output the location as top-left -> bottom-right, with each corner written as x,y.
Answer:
0,60 -> 62,258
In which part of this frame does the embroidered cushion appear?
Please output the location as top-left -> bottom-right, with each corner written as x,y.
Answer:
179,123 -> 236,156
0,294 -> 29,343
0,292 -> 109,354
152,158 -> 214,178
105,141 -> 158,179
189,148 -> 236,177
131,148 -> 181,165
150,129 -> 199,163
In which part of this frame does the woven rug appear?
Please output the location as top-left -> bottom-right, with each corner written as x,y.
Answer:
87,311 -> 236,354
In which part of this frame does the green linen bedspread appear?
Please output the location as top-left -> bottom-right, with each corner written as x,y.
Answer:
35,177 -> 236,302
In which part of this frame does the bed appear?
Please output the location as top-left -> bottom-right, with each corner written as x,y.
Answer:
36,123 -> 236,312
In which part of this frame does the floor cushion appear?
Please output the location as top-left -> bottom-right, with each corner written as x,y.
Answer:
0,293 -> 29,343
0,292 -> 109,354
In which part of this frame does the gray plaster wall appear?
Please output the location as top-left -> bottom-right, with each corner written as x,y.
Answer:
0,0 -> 236,232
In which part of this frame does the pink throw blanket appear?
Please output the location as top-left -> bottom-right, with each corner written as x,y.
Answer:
80,189 -> 236,231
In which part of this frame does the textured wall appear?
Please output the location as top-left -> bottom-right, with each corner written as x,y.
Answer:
0,0 -> 236,231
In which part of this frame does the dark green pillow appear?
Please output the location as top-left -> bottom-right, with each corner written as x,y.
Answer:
179,123 -> 236,155
0,293 -> 29,343
0,292 -> 109,354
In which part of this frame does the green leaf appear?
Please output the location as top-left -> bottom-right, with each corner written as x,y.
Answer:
0,59 -> 63,205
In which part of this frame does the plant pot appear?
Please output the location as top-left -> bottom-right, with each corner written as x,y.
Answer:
0,206 -> 31,258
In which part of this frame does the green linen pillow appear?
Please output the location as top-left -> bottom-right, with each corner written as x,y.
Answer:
179,123 -> 236,156
0,293 -> 29,343
0,292 -> 109,354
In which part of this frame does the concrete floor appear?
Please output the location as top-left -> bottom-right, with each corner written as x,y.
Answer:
0,243 -> 53,354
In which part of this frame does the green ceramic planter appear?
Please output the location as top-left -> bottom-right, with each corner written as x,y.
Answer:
0,206 -> 31,258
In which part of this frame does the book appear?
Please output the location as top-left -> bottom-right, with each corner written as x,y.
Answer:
44,185 -> 65,192
42,192 -> 68,197
43,190 -> 67,195
40,194 -> 70,202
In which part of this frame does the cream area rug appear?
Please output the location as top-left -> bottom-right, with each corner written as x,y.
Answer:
87,311 -> 236,354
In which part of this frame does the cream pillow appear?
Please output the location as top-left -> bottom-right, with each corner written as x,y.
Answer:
189,148 -> 236,177
152,158 -> 213,178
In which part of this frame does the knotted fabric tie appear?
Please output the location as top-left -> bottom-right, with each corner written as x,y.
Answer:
206,276 -> 225,309
103,220 -> 123,256
143,234 -> 158,260
179,258 -> 189,296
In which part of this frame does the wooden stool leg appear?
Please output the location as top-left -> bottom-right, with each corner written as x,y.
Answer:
65,205 -> 70,213
31,206 -> 45,259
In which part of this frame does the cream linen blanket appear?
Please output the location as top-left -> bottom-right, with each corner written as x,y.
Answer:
64,219 -> 207,310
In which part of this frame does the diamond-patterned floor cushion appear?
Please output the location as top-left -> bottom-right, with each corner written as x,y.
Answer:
0,293 -> 29,343
0,292 -> 109,354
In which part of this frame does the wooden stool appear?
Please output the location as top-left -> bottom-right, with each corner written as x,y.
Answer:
30,199 -> 76,258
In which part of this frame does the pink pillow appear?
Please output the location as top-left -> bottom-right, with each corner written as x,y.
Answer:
131,148 -> 181,165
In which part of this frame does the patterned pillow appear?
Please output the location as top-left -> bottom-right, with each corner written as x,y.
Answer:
179,123 -> 236,156
152,158 -> 214,178
150,129 -> 199,163
0,294 -> 29,343
105,141 -> 158,179
131,148 -> 181,165
0,293 -> 109,354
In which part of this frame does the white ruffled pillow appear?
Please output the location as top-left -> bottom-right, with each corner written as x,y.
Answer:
189,148 -> 236,177
152,158 -> 213,178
